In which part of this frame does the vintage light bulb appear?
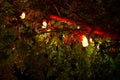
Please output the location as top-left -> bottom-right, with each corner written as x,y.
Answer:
82,35 -> 89,47
42,19 -> 47,29
89,38 -> 93,43
77,26 -> 80,29
20,12 -> 26,19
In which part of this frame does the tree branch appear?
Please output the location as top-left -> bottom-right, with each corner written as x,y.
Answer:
51,1 -> 61,16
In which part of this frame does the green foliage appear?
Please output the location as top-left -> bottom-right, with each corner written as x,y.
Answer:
0,0 -> 120,80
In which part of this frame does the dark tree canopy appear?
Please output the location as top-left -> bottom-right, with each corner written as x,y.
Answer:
18,0 -> 120,38
0,0 -> 120,80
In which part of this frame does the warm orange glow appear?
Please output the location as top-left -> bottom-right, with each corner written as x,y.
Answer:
64,35 -> 69,44
82,35 -> 89,47
42,19 -> 47,28
20,12 -> 25,19
89,38 -> 93,43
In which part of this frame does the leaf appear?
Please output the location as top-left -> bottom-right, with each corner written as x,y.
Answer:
19,3 -> 25,11
8,9 -> 14,14
0,43 -> 4,48
2,1 -> 12,7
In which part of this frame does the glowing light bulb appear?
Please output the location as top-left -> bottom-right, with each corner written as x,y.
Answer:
42,19 -> 47,29
12,45 -> 16,50
82,35 -> 89,47
89,38 -> 93,43
77,26 -> 80,29
20,12 -> 25,19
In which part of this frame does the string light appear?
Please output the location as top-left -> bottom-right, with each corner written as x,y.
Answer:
12,45 -> 16,50
89,38 -> 93,43
82,35 -> 89,47
20,12 -> 26,19
77,26 -> 80,29
42,19 -> 47,29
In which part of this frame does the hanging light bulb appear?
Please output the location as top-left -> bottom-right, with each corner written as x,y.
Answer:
12,45 -> 16,50
89,38 -> 93,43
77,26 -> 80,29
42,19 -> 47,29
20,12 -> 26,19
82,35 -> 89,47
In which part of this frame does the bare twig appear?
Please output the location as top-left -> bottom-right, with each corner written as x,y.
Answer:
51,1 -> 61,16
